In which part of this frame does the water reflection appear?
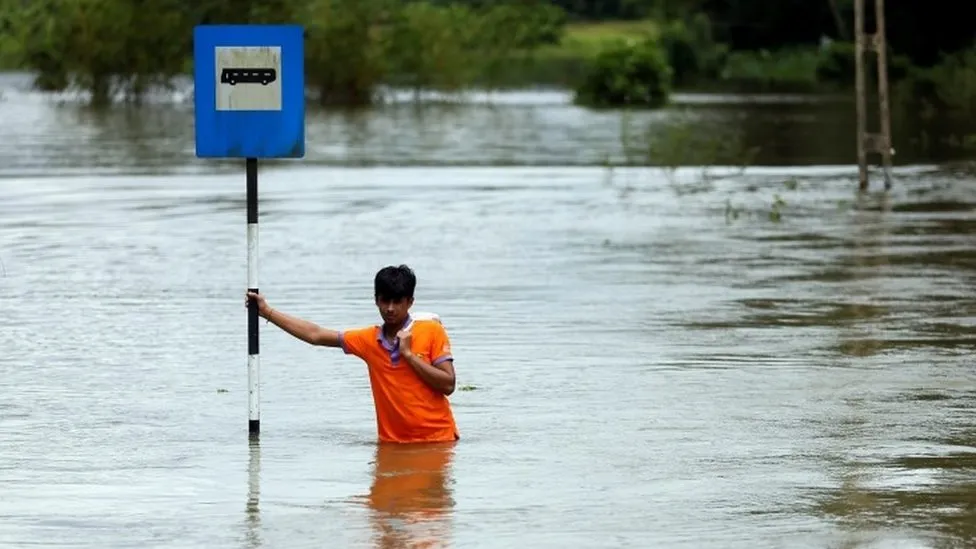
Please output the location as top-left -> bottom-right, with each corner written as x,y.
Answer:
833,190 -> 893,358
808,188 -> 976,545
245,438 -> 262,549
364,442 -> 456,549
2,71 -> 975,176
813,407 -> 976,547
3,68 -> 976,547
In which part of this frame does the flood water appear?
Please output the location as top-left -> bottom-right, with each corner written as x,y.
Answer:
1,71 -> 975,548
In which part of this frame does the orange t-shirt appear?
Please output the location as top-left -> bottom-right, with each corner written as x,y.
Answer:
339,317 -> 459,443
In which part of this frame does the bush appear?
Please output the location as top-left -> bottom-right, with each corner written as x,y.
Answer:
923,48 -> 976,116
514,2 -> 567,46
814,41 -> 854,84
472,1 -> 566,50
574,38 -> 672,108
302,0 -> 393,106
383,2 -> 479,94
894,47 -> 976,117
15,0 -> 189,105
717,47 -> 821,92
815,40 -> 912,87
657,14 -> 727,87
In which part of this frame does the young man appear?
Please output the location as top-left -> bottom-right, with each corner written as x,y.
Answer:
245,265 -> 459,444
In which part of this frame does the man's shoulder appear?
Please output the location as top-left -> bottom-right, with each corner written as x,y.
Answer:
411,311 -> 441,323
411,317 -> 448,335
344,323 -> 378,332
341,325 -> 379,341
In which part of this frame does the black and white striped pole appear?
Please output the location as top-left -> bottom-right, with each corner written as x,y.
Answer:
192,24 -> 305,439
246,157 -> 261,438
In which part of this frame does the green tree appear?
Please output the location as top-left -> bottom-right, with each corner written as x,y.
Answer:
575,38 -> 673,108
14,0 -> 189,105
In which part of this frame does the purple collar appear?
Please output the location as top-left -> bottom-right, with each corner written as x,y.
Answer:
377,314 -> 411,351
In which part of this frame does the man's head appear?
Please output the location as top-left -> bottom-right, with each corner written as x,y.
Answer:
374,264 -> 416,326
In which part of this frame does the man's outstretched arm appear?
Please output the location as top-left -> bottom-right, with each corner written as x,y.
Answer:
246,291 -> 340,347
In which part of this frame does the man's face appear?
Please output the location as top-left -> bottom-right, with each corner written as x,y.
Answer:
376,295 -> 413,326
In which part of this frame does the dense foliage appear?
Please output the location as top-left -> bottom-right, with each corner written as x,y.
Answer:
0,0 -> 565,106
0,0 -> 972,110
574,39 -> 672,108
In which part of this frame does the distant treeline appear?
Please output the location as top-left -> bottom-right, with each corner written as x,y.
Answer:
0,0 -> 972,108
433,0 -> 973,67
0,0 -> 570,105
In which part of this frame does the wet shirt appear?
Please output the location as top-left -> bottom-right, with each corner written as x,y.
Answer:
339,317 -> 459,443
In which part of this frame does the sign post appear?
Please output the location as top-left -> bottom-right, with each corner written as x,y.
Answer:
193,25 -> 305,439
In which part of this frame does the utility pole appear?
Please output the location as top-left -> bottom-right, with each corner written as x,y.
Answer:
854,0 -> 893,191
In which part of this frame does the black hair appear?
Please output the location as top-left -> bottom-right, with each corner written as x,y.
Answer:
374,264 -> 416,301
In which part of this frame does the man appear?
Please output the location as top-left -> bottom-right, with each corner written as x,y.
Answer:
245,265 -> 459,444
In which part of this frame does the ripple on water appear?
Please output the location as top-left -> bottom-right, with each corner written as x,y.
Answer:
2,125 -> 976,546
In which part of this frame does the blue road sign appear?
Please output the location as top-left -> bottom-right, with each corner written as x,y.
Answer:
193,25 -> 305,158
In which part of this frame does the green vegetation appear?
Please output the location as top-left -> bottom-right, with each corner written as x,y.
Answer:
556,20 -> 657,55
573,38 -> 672,108
0,0 -> 973,119
893,48 -> 976,119
0,0 -> 568,106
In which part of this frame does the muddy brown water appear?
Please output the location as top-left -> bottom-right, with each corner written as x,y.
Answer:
1,72 -> 974,548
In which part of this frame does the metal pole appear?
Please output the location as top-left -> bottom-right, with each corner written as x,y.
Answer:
246,157 -> 260,438
875,0 -> 894,189
854,0 -> 868,191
